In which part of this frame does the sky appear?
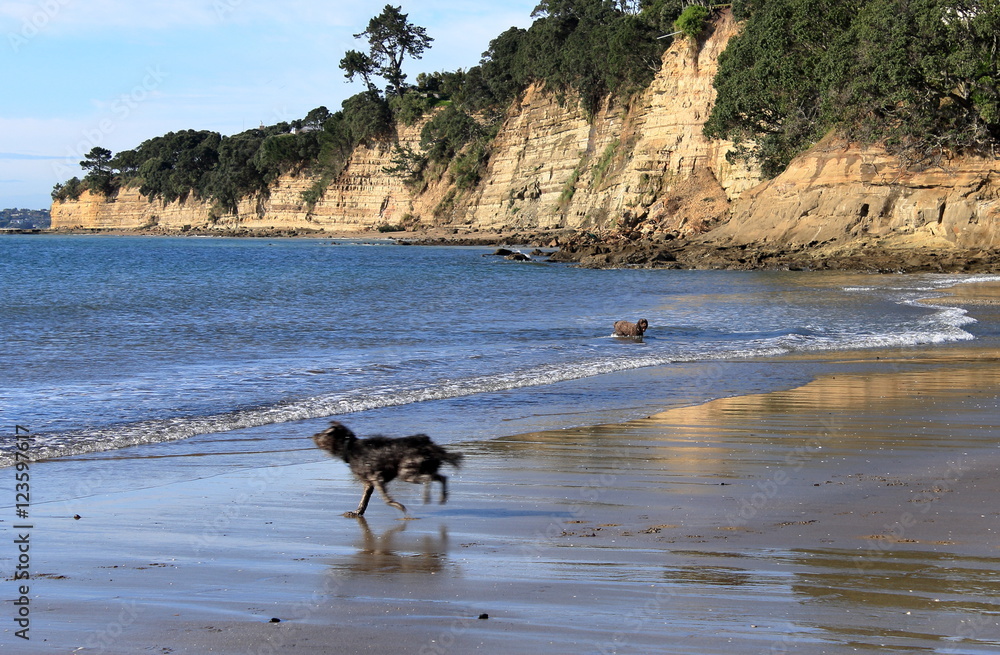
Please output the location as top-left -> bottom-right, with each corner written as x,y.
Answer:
0,0 -> 539,210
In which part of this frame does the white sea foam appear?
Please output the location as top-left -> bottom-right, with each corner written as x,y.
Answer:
0,312 -> 978,467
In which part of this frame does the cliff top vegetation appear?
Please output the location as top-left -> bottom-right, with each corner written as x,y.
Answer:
52,0 -> 999,210
52,1 -> 680,210
706,0 -> 1000,177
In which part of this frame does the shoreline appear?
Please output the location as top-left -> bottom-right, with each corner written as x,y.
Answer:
19,226 -> 1000,273
5,286 -> 1000,653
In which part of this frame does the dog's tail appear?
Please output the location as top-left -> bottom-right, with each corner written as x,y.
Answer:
441,449 -> 464,469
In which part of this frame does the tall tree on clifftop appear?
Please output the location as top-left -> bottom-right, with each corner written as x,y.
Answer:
79,146 -> 115,196
340,4 -> 433,98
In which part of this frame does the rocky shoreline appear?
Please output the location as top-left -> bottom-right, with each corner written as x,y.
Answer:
545,234 -> 1000,273
409,229 -> 1000,274
34,225 -> 1000,273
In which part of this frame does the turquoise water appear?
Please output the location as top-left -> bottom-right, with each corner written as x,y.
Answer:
0,234 -> 994,464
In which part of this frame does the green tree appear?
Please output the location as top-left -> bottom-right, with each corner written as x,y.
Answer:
204,130 -> 270,212
343,4 -> 434,98
494,0 -> 668,117
827,0 -> 1000,157
342,90 -> 394,143
340,49 -> 379,94
51,177 -> 84,202
419,105 -> 485,163
703,0 -> 857,176
126,130 -> 222,203
673,4 -> 710,39
303,106 -> 332,129
80,146 -> 116,196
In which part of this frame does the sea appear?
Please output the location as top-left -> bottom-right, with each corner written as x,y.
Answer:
2,234 -> 998,467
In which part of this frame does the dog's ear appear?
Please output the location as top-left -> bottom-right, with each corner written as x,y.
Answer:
328,422 -> 356,439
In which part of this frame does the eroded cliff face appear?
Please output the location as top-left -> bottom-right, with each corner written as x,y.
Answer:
711,137 -> 1000,252
461,10 -> 755,236
51,12 -> 753,235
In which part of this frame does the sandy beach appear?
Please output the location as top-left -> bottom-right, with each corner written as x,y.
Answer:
4,288 -> 1000,654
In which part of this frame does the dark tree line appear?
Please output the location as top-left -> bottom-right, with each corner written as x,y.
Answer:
705,0 -> 1000,177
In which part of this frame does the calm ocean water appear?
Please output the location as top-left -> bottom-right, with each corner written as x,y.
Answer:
0,235 -> 995,466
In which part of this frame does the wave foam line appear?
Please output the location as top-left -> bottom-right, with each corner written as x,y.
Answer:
0,321 -> 977,467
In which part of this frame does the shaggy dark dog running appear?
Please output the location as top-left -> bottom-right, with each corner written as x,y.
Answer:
312,421 -> 463,518
614,318 -> 648,337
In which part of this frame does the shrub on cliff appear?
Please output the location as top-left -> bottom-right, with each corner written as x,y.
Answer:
673,5 -> 711,39
342,91 -> 395,144
51,177 -> 83,202
129,130 -> 222,203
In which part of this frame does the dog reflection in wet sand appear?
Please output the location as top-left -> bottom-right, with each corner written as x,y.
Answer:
312,421 -> 463,518
347,517 -> 449,575
614,318 -> 648,338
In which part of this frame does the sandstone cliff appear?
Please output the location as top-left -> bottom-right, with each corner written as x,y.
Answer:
51,12 -> 753,236
50,121 -> 435,233
49,10 -> 1000,269
708,136 -> 1000,252
458,11 -> 755,236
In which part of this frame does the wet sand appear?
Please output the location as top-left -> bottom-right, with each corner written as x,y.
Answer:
6,303 -> 1000,653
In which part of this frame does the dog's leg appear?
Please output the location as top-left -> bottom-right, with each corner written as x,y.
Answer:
431,473 -> 448,504
344,482 -> 375,518
374,479 -> 407,515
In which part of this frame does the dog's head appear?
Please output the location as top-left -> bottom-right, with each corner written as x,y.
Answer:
312,421 -> 356,458
637,318 -> 648,334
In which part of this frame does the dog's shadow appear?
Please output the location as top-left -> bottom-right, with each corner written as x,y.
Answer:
342,517 -> 450,575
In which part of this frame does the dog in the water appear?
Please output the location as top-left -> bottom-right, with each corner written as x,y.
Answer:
613,318 -> 648,337
312,421 -> 463,518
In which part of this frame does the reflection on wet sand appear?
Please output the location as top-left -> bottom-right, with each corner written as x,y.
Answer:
448,351 -> 1000,651
676,546 -> 1000,651
307,349 -> 1000,653
336,517 -> 451,575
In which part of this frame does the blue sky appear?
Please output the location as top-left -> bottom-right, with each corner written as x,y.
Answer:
1,1 -> 538,209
